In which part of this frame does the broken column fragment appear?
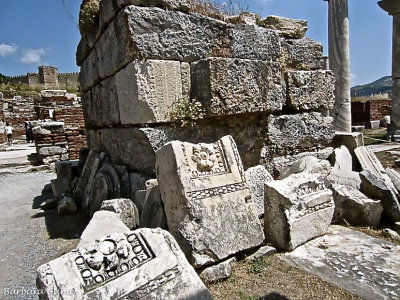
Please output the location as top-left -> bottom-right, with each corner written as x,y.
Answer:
37,228 -> 212,299
156,136 -> 264,267
264,173 -> 334,251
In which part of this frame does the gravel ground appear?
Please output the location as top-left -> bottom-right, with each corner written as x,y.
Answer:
0,171 -> 89,300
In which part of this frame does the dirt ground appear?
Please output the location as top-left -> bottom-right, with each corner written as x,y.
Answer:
0,171 -> 89,299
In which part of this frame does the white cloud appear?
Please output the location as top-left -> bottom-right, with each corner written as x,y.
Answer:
350,73 -> 358,85
19,48 -> 46,64
0,43 -> 18,58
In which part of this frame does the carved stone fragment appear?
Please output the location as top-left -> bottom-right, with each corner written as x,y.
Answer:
156,136 -> 264,267
37,228 -> 212,299
264,173 -> 334,250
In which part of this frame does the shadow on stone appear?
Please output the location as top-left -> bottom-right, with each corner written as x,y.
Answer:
259,292 -> 290,300
31,182 -> 90,240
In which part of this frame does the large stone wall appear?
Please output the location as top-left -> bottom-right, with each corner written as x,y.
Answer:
2,96 -> 36,137
78,2 -> 335,176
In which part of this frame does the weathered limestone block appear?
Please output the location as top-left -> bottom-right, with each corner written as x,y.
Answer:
38,228 -> 212,299
360,170 -> 400,223
100,199 -> 140,230
156,136 -> 264,267
265,112 -> 334,158
140,185 -> 168,229
282,38 -> 324,70
245,165 -> 274,217
78,211 -> 130,248
331,184 -> 383,227
355,146 -> 396,191
329,145 -> 353,171
387,168 -> 400,193
80,5 -> 231,89
244,245 -> 276,261
55,161 -> 74,183
264,174 -> 334,250
84,60 -> 190,126
192,58 -> 285,116
116,60 -> 189,125
266,148 -> 334,178
260,15 -> 308,39
51,178 -> 71,201
286,70 -> 335,111
231,24 -> 281,61
198,257 -> 235,282
58,195 -> 77,216
89,163 -> 122,216
74,150 -> 100,207
325,167 -> 362,190
280,156 -> 332,180
39,146 -> 67,156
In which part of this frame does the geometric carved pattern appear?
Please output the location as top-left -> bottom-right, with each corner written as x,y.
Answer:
126,266 -> 181,299
75,233 -> 155,292
186,182 -> 247,201
293,197 -> 334,221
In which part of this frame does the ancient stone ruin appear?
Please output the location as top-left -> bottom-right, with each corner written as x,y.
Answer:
35,1 -> 400,299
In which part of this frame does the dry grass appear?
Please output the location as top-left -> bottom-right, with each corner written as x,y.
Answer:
190,0 -> 251,20
352,93 -> 390,103
206,255 -> 361,300
346,226 -> 400,246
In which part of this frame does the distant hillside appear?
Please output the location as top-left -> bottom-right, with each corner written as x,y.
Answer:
0,73 -> 10,84
351,76 -> 393,97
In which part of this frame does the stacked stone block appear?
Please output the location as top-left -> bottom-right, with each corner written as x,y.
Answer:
2,95 -> 36,137
78,2 -> 335,176
37,91 -> 87,160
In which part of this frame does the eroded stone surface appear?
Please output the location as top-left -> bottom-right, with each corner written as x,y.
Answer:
37,228 -> 212,299
325,168 -> 362,190
260,15 -> 308,39
282,38 -> 324,70
264,173 -> 334,250
283,225 -> 400,300
100,198 -> 140,230
245,165 -> 274,217
286,70 -> 335,111
140,185 -> 168,230
191,57 -> 285,116
331,184 -> 382,227
329,145 -> 353,171
198,257 -> 236,282
156,136 -> 264,267
279,156 -> 331,180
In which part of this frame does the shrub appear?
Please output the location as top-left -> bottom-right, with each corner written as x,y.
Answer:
79,0 -> 100,34
190,0 -> 250,20
170,97 -> 205,127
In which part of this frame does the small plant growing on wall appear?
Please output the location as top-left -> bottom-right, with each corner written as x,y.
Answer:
79,0 -> 100,34
170,97 -> 205,127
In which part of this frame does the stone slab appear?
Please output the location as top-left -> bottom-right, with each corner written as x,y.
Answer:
331,184 -> 383,227
78,211 -> 130,248
191,57 -> 285,116
245,165 -> 274,217
198,257 -> 236,282
279,156 -> 331,180
37,228 -> 212,299
260,15 -> 308,39
51,178 -> 71,201
286,70 -> 335,111
156,136 -> 264,267
325,167 -> 362,190
244,245 -> 276,261
264,173 -> 334,251
329,145 -> 352,171
283,225 -> 400,300
100,198 -> 140,230
140,185 -> 168,229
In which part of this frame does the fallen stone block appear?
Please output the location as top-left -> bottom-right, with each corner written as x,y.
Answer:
156,136 -> 264,267
78,211 -> 130,248
264,173 -> 334,251
280,156 -> 331,180
260,15 -> 308,38
57,194 -> 77,216
330,184 -> 382,227
140,185 -> 168,229
198,257 -> 236,282
386,168 -> 400,193
325,167 -> 362,190
191,57 -> 285,117
286,70 -> 335,112
39,146 -> 67,156
55,161 -> 73,183
283,225 -> 400,300
88,162 -> 123,216
329,145 -> 353,171
51,178 -> 71,201
360,170 -> 400,223
245,165 -> 274,217
383,228 -> 400,242
100,199 -> 140,230
37,228 -> 212,299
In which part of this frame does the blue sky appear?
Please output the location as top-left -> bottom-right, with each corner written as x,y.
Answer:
0,0 -> 393,86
